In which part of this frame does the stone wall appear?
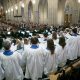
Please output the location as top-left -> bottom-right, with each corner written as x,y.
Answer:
3,0 -> 80,26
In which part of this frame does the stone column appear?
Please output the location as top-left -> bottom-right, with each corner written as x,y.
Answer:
48,0 -> 58,26
32,0 -> 39,23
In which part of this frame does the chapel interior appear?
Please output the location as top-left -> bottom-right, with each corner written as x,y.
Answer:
0,0 -> 80,80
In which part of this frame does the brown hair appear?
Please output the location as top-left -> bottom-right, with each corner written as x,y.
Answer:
31,37 -> 39,44
47,39 -> 55,55
59,37 -> 66,48
52,32 -> 57,40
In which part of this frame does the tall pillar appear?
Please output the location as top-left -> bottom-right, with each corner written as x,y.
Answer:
33,0 -> 39,23
57,0 -> 66,26
48,0 -> 58,26
24,0 -> 29,22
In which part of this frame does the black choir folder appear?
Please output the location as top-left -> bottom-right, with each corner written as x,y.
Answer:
14,15 -> 22,17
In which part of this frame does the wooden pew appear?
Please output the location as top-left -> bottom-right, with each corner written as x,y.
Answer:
49,58 -> 80,80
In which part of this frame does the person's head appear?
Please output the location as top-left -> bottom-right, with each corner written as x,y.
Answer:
59,31 -> 64,37
59,37 -> 66,48
12,39 -> 16,45
24,38 -> 29,44
16,39 -> 20,44
0,37 -> 3,49
43,32 -> 48,38
3,40 -> 11,50
72,28 -> 77,34
65,28 -> 70,33
32,32 -> 37,37
47,39 -> 55,55
31,37 -> 39,44
19,37 -> 23,41
52,31 -> 57,40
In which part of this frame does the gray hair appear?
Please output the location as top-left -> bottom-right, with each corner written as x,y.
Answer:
3,40 -> 11,50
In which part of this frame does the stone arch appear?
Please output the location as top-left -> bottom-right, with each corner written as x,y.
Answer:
57,0 -> 66,25
64,0 -> 78,24
57,0 -> 78,26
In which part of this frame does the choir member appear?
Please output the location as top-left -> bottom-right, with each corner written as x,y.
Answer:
22,37 -> 46,80
64,28 -> 71,39
24,38 -> 30,50
66,35 -> 78,63
0,40 -> 24,80
10,39 -> 17,52
52,31 -> 59,47
44,39 -> 58,75
0,37 -> 4,80
56,37 -> 68,68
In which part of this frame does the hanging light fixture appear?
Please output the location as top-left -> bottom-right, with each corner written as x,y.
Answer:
6,10 -> 8,13
15,5 -> 18,10
1,6 -> 3,9
32,0 -> 36,4
20,1 -> 25,8
21,3 -> 24,8
11,8 -> 13,12
78,0 -> 80,3
8,9 -> 10,13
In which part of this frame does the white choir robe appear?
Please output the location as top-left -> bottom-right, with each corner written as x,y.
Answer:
53,39 -> 59,44
0,51 -> 24,80
16,49 -> 24,55
24,44 -> 31,50
48,34 -> 52,39
0,50 -> 4,80
10,43 -> 17,52
38,38 -> 47,49
44,49 -> 58,75
39,42 -> 47,49
15,44 -> 29,55
53,39 -> 59,47
16,44 -> 31,55
48,34 -> 59,39
66,36 -> 78,60
10,44 -> 24,55
55,45 -> 68,67
38,37 -> 48,43
0,49 -> 4,53
77,36 -> 80,57
65,33 -> 72,39
38,38 -> 44,43
22,46 -> 46,80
